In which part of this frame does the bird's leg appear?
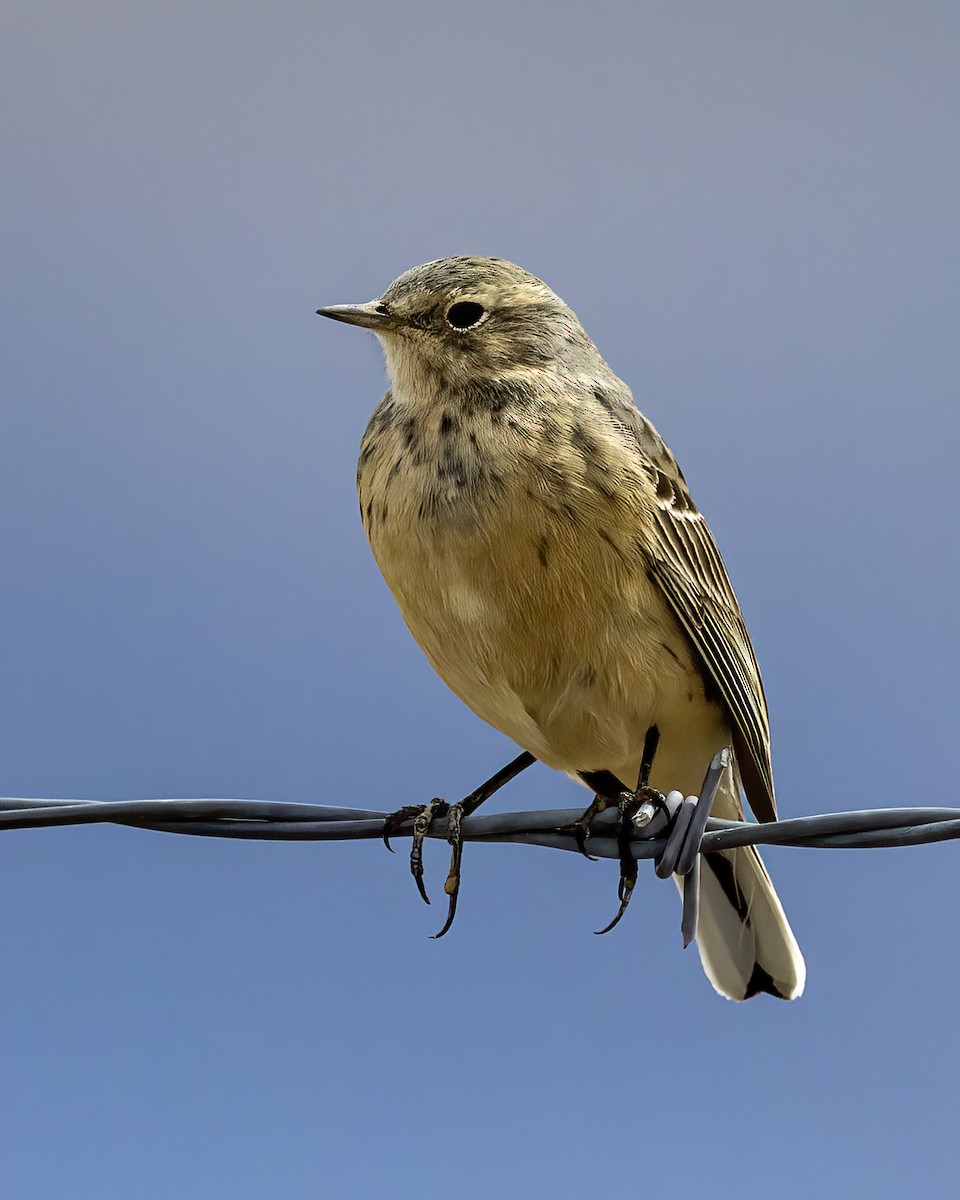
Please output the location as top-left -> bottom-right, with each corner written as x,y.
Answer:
572,769 -> 628,861
381,751 -> 536,933
591,726 -> 670,935
430,751 -> 536,939
573,724 -> 664,858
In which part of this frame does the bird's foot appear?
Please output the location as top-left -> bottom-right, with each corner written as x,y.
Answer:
381,797 -> 466,937
382,798 -> 450,904
594,785 -> 669,935
381,751 -> 537,938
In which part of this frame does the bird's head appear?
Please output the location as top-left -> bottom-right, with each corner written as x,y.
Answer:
317,256 -> 598,393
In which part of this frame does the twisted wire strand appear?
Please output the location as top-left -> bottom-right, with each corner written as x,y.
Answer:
1,794 -> 957,852
7,745 -> 949,947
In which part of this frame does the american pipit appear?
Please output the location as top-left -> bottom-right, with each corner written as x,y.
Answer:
318,257 -> 805,1000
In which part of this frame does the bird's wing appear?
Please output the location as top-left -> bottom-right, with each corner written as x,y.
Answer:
610,401 -> 777,821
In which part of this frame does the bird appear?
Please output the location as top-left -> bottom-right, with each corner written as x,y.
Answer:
317,256 -> 805,1001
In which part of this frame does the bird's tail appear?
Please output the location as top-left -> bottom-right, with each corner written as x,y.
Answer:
685,766 -> 806,1001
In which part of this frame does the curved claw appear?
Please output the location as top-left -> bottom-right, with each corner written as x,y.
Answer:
594,882 -> 634,935
430,887 -> 459,939
571,793 -> 611,861
413,870 -> 431,906
592,789 -> 643,935
410,800 -> 447,906
430,803 -> 464,938
382,804 -> 427,854
410,833 -> 431,905
572,823 -> 599,862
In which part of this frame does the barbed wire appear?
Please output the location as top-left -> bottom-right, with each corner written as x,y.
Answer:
3,747 -> 959,946
5,792 -> 958,848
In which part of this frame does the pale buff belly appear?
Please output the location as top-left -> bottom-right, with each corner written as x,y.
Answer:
368,506 -> 731,800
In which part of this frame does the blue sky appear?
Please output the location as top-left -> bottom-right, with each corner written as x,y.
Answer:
2,3 -> 958,1196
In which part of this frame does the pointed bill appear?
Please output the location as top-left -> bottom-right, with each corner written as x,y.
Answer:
315,301 -> 396,330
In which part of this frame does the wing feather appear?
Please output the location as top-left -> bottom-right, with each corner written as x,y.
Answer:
647,485 -> 776,822
603,394 -> 776,821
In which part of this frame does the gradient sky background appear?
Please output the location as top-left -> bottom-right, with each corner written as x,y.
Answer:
2,3 -> 959,1197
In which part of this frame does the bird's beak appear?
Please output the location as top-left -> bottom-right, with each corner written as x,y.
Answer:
315,301 -> 396,330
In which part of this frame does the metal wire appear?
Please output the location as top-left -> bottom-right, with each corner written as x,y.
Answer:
2,781 -> 958,853
5,746 -> 960,946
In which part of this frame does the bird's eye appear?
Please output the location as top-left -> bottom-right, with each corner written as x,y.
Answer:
445,301 -> 486,330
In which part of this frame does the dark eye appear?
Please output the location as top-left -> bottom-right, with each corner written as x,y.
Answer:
446,301 -> 486,330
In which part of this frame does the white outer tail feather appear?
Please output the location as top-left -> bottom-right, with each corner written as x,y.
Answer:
691,846 -> 805,1000
678,762 -> 806,1001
